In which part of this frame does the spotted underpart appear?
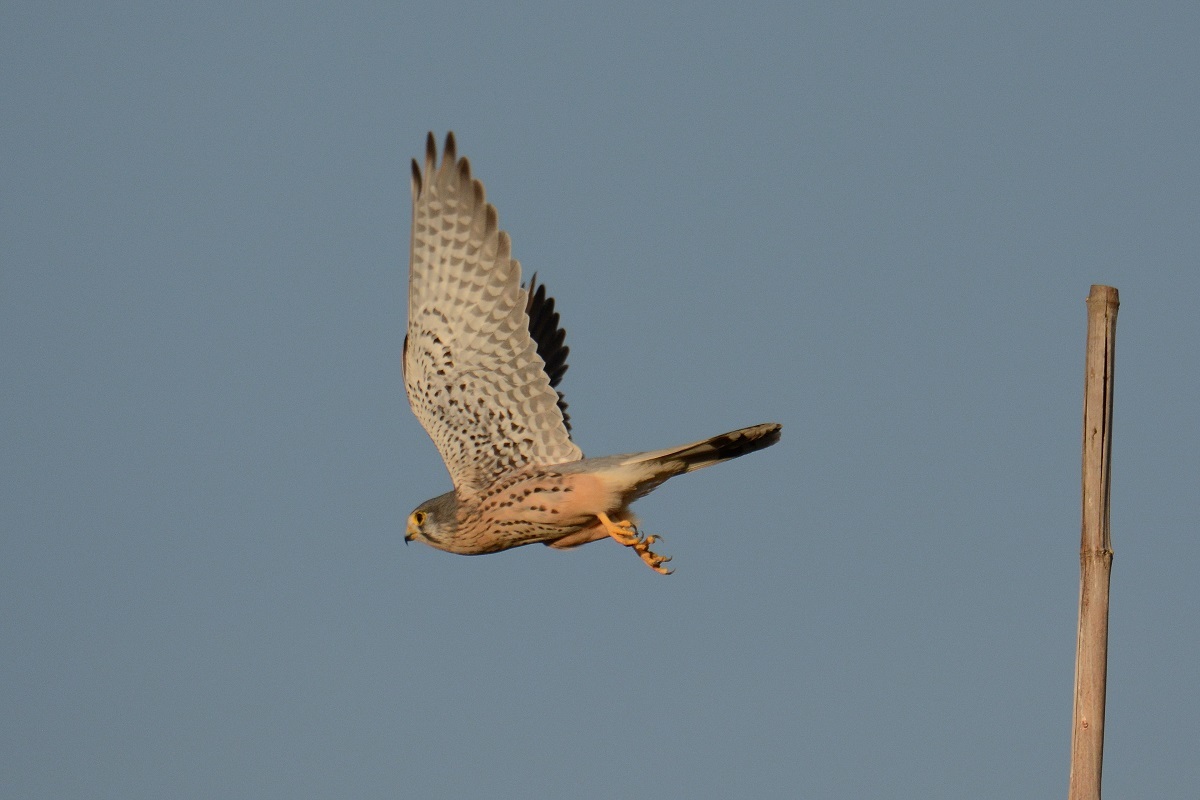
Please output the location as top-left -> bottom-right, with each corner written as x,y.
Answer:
458,469 -> 581,551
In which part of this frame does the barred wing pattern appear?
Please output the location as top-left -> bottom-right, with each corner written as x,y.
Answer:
404,133 -> 582,497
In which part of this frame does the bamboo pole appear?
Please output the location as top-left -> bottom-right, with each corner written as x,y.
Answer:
1068,285 -> 1119,800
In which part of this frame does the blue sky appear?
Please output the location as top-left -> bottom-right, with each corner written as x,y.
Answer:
3,3 -> 1198,798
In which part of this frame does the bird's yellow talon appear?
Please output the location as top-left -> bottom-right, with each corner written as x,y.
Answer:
597,512 -> 672,575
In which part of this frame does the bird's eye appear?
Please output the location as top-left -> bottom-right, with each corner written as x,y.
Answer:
413,511 -> 426,525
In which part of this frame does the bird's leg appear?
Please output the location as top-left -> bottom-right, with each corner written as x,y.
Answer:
596,512 -> 639,545
596,512 -> 673,575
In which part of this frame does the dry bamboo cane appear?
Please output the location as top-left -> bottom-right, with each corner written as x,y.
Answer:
1068,285 -> 1119,800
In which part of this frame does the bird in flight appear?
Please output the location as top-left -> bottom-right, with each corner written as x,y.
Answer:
403,132 -> 781,573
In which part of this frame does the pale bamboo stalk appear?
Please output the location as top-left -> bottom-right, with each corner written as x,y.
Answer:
1068,285 -> 1119,800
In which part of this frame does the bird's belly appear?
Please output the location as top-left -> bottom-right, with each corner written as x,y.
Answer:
461,469 -> 621,549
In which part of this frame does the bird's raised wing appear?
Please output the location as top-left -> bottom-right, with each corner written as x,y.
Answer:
404,133 -> 582,496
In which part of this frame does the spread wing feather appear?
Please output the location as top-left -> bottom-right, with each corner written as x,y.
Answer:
405,133 -> 582,496
524,273 -> 573,432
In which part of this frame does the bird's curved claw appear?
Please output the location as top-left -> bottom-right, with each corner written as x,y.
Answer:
596,512 -> 673,575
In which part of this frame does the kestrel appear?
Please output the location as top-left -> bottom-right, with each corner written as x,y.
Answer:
403,132 -> 781,574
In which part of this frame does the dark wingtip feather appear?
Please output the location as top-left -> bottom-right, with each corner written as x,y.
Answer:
524,273 -> 573,433
424,132 -> 437,177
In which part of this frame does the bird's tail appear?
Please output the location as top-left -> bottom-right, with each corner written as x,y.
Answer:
625,423 -> 782,474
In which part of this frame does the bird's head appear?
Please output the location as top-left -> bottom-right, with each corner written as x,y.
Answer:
404,491 -> 459,550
